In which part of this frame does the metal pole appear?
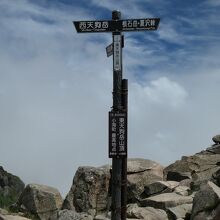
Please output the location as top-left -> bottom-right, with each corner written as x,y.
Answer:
111,10 -> 122,220
121,79 -> 128,220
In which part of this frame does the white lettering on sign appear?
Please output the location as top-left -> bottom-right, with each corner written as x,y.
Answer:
94,21 -> 101,29
122,20 -> 127,28
119,117 -> 125,152
113,35 -> 121,71
102,21 -> 109,28
133,20 -> 138,28
79,22 -> 87,30
78,21 -> 109,31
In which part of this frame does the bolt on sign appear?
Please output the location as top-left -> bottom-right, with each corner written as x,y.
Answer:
109,112 -> 127,158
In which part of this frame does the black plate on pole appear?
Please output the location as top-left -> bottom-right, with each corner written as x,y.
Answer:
73,18 -> 160,33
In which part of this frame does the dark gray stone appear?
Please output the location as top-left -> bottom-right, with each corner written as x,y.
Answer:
191,181 -> 220,219
212,135 -> 220,144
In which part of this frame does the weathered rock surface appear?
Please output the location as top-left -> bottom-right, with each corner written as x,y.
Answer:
140,192 -> 193,210
126,203 -> 168,220
211,168 -> 220,187
212,135 -> 220,144
62,165 -> 111,214
127,159 -> 164,202
51,209 -> 93,220
167,204 -> 192,220
0,208 -> 31,220
17,183 -> 63,220
0,166 -> 25,208
191,181 -> 220,219
164,152 -> 220,189
141,181 -> 179,198
0,214 -> 31,220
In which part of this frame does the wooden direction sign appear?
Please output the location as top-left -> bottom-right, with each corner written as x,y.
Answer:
109,111 -> 127,158
73,18 -> 160,33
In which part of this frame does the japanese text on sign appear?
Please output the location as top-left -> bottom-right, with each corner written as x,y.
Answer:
109,112 -> 127,158
78,21 -> 109,32
113,35 -> 121,71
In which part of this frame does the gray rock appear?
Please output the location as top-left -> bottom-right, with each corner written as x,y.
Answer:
212,135 -> 220,144
164,153 -> 220,190
174,186 -> 190,196
191,181 -> 220,219
0,166 -> 25,208
0,214 -> 31,220
62,165 -> 110,214
94,214 -> 110,220
17,183 -> 63,220
167,204 -> 192,219
51,209 -> 93,220
141,181 -> 179,198
127,203 -> 168,220
127,159 -> 164,202
212,168 -> 220,187
206,144 -> 220,154
140,193 -> 193,210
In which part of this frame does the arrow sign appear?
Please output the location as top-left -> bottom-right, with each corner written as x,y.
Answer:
73,18 -> 160,33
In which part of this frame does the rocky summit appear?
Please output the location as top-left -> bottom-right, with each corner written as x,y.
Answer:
1,135 -> 220,219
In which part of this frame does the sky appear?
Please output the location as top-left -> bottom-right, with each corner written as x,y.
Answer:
0,0 -> 220,196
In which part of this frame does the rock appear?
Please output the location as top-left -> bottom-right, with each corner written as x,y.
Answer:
94,213 -> 110,220
127,159 -> 164,202
0,209 -> 8,215
191,181 -> 220,219
0,166 -> 25,208
17,183 -> 63,220
212,135 -> 220,144
51,209 -> 93,220
62,165 -> 110,214
164,153 -> 220,190
179,179 -> 192,188
0,214 -> 31,220
140,193 -> 193,210
141,181 -> 179,198
206,144 -> 220,154
174,186 -> 190,196
127,203 -> 168,220
211,168 -> 220,186
167,204 -> 192,219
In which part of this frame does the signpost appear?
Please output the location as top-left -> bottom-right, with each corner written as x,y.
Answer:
73,11 -> 160,220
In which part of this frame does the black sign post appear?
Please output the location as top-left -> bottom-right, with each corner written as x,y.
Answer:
73,11 -> 160,220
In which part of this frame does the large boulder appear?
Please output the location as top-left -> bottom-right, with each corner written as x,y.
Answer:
51,209 -> 93,220
191,181 -> 220,219
164,152 -> 220,189
212,135 -> 220,144
126,203 -> 168,220
62,165 -> 111,215
141,181 -> 179,198
17,184 -> 63,220
140,192 -> 193,210
167,204 -> 192,220
127,159 -> 164,202
0,166 -> 25,208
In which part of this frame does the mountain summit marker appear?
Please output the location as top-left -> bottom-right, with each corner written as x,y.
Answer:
73,10 -> 160,220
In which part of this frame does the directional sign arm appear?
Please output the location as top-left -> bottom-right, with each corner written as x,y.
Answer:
73,18 -> 160,33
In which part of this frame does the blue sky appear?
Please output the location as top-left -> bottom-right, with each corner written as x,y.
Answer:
0,0 -> 220,196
